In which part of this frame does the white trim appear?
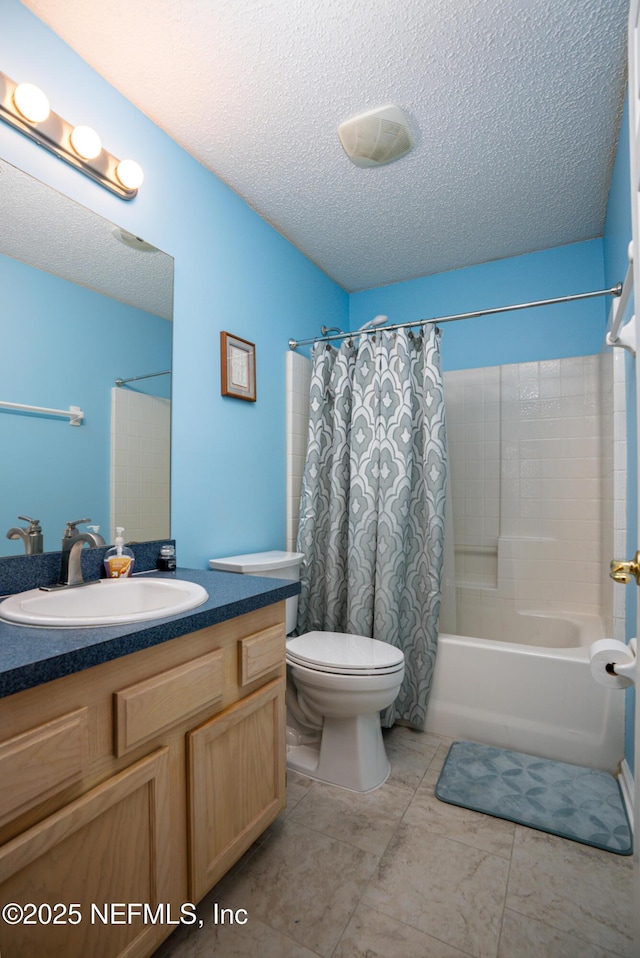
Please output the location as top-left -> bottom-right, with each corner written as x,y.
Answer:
630,0 -> 640,935
618,758 -> 634,834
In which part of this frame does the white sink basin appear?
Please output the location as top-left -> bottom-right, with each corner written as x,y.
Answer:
0,577 -> 209,628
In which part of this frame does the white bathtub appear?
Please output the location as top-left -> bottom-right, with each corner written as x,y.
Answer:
425,612 -> 625,773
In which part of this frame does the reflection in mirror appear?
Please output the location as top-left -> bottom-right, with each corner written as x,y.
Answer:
0,159 -> 174,556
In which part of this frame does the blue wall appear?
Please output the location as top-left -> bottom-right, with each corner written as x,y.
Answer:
351,239 -> 609,370
0,253 -> 171,553
0,0 -> 349,569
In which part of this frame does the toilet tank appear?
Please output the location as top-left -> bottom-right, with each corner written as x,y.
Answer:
208,551 -> 304,634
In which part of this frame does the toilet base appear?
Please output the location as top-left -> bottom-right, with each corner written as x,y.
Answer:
286,712 -> 391,792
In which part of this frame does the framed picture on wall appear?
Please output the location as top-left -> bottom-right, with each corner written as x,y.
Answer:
220,331 -> 256,402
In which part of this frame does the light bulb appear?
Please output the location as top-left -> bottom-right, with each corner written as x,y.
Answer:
70,125 -> 102,160
115,159 -> 144,190
13,83 -> 50,123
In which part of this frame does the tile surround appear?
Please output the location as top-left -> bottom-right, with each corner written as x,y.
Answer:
110,387 -> 171,544
154,726 -> 633,958
444,352 -> 621,638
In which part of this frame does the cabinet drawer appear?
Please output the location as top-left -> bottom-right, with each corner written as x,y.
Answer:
114,649 -> 224,756
0,708 -> 89,827
238,624 -> 284,686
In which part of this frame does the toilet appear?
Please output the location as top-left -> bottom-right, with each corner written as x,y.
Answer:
208,550 -> 405,792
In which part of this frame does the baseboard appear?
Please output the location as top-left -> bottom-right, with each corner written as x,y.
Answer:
618,758 -> 634,833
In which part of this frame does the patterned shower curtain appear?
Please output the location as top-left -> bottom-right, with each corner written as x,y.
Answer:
296,326 -> 447,729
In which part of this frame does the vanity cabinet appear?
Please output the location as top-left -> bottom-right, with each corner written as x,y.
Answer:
0,601 -> 287,958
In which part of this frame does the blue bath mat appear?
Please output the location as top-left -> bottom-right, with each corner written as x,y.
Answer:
435,741 -> 632,855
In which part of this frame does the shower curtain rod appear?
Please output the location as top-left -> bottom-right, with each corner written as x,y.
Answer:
115,370 -> 171,387
287,283 -> 622,350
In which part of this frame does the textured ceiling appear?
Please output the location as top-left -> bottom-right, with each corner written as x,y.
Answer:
22,0 -> 629,292
0,158 -> 174,319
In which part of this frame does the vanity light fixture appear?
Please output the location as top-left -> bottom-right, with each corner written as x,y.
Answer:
69,124 -> 102,160
13,82 -> 50,123
0,70 -> 143,200
115,158 -> 144,191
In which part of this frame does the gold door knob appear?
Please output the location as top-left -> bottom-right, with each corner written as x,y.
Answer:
610,552 -> 640,585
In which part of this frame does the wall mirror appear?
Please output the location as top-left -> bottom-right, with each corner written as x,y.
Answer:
0,158 -> 174,556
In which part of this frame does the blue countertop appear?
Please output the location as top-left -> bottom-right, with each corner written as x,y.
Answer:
0,568 -> 298,699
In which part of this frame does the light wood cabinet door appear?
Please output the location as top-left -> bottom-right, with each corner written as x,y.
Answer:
0,748 -> 172,958
187,677 -> 286,900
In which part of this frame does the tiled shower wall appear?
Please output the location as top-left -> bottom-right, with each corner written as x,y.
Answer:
443,366 -> 501,589
444,353 -> 621,639
110,387 -> 171,545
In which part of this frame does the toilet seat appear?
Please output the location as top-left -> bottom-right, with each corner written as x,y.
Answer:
287,631 -> 404,675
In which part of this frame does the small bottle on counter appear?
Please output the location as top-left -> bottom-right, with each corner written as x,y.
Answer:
157,543 -> 177,572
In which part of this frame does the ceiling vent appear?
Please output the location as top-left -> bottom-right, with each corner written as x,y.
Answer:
338,105 -> 413,168
112,228 -> 159,253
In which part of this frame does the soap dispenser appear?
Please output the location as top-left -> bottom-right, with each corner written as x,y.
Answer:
104,528 -> 135,578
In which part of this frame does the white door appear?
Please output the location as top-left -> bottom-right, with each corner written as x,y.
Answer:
629,0 -> 640,938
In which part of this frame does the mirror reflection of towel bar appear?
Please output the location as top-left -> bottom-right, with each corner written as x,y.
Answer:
0,400 -> 83,426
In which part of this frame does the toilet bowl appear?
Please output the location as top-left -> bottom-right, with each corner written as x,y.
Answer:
286,630 -> 404,792
208,551 -> 405,792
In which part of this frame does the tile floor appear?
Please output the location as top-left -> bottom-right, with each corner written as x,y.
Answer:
153,727 -> 634,958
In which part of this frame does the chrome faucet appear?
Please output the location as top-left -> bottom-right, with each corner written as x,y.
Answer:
6,516 -> 43,555
59,518 -> 106,587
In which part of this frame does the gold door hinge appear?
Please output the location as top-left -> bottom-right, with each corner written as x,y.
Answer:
610,552 -> 640,585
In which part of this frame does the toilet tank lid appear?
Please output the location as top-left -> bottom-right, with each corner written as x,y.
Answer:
208,550 -> 304,573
